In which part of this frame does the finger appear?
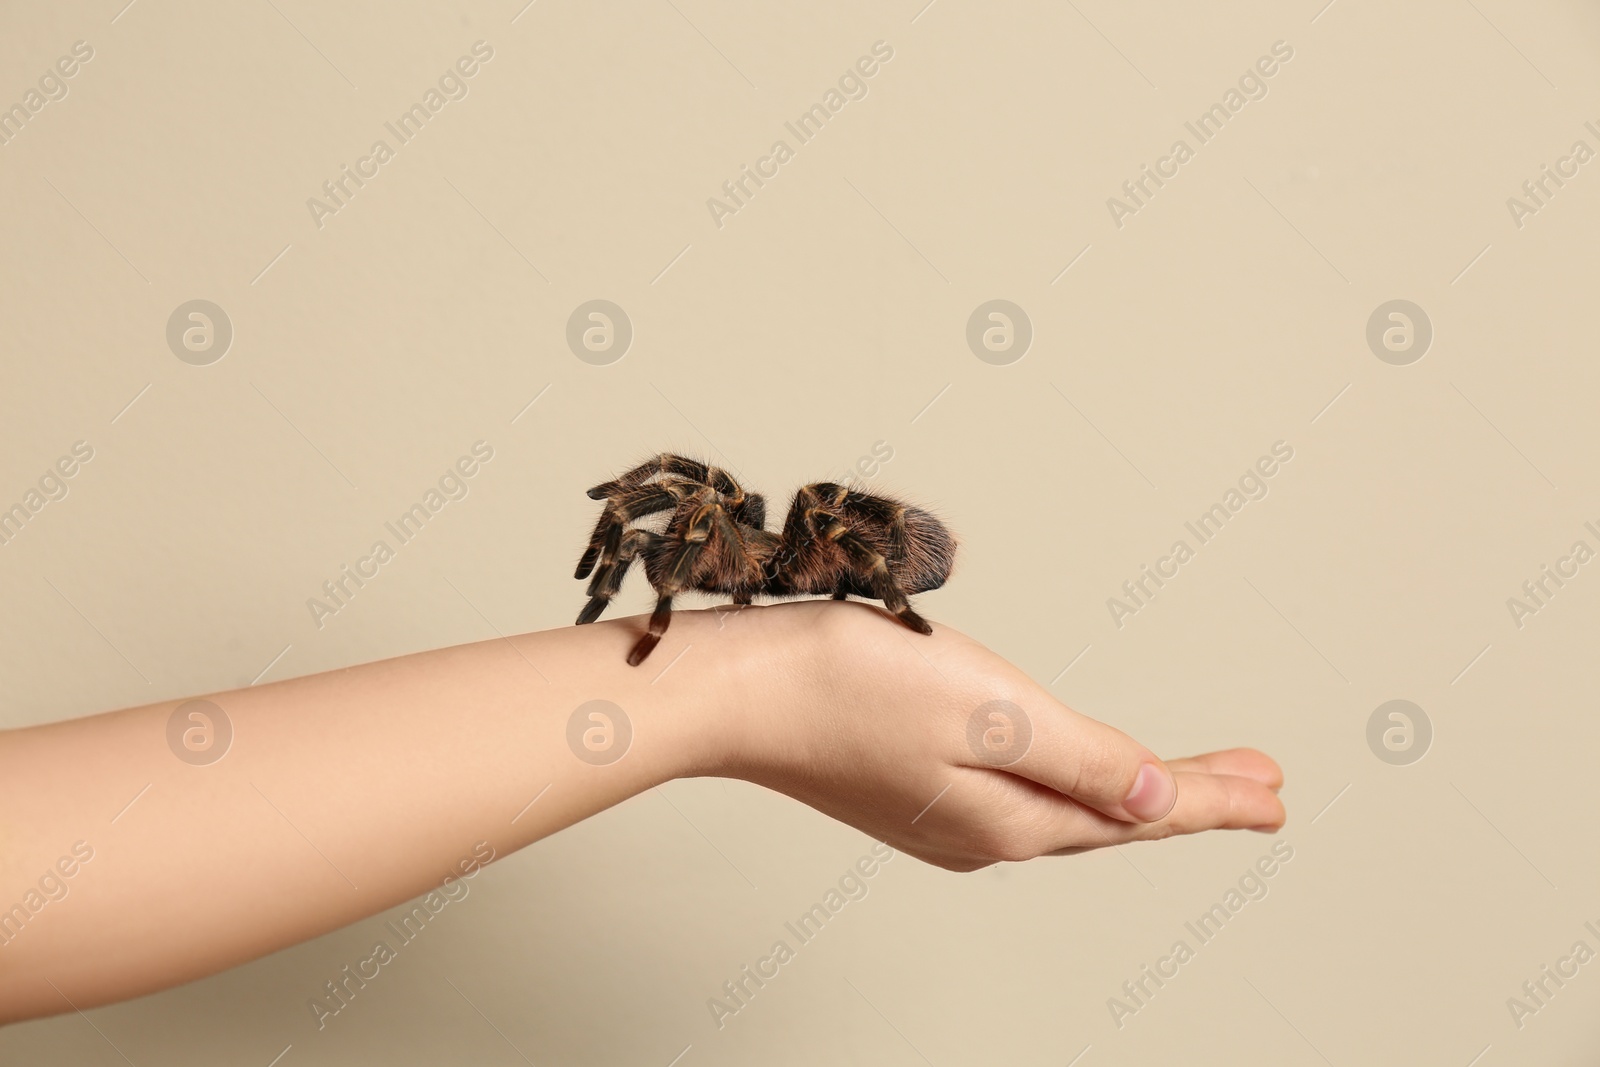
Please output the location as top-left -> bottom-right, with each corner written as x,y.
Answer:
1139,770 -> 1286,836
1042,771 -> 1286,855
1164,749 -> 1283,791
984,700 -> 1177,825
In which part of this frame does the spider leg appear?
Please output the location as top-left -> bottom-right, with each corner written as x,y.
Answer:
812,512 -> 932,635
576,518 -> 619,583
840,491 -> 910,564
707,502 -> 776,592
586,454 -> 746,502
628,594 -> 679,666
576,482 -> 686,580
627,539 -> 706,665
729,491 -> 766,530
725,511 -> 783,608
626,494 -> 737,665
576,528 -> 660,624
585,453 -> 706,499
758,484 -> 831,597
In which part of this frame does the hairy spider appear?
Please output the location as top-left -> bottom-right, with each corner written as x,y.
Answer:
574,453 -> 957,665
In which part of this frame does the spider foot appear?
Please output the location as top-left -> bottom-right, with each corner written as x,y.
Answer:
626,632 -> 661,666
898,608 -> 933,635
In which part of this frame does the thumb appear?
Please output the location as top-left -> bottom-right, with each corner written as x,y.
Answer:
964,696 -> 1177,824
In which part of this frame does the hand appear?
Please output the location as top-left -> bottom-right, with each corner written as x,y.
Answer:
714,601 -> 1285,872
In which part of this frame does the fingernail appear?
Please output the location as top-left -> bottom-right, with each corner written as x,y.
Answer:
1124,762 -> 1177,822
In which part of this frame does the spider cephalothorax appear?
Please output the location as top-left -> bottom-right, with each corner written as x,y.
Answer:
574,453 -> 957,664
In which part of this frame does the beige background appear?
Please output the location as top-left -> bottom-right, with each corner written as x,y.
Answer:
2,0 -> 1598,1062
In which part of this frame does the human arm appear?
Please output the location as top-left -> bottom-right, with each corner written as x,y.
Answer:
0,600 -> 1283,1023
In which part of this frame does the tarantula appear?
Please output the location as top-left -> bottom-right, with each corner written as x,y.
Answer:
574,453 -> 957,665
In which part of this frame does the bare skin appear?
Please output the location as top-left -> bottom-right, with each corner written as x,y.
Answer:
0,601 -> 1284,1024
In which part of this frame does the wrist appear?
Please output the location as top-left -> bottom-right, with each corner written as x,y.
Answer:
715,601 -> 865,789
657,602 -> 839,785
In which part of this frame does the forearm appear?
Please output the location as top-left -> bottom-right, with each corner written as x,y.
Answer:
0,608 -> 769,1023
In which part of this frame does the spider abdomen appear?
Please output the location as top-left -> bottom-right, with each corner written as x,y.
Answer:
762,494 -> 955,598
894,504 -> 958,593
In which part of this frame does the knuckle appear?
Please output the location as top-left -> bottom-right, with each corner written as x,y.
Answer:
1071,737 -> 1133,799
